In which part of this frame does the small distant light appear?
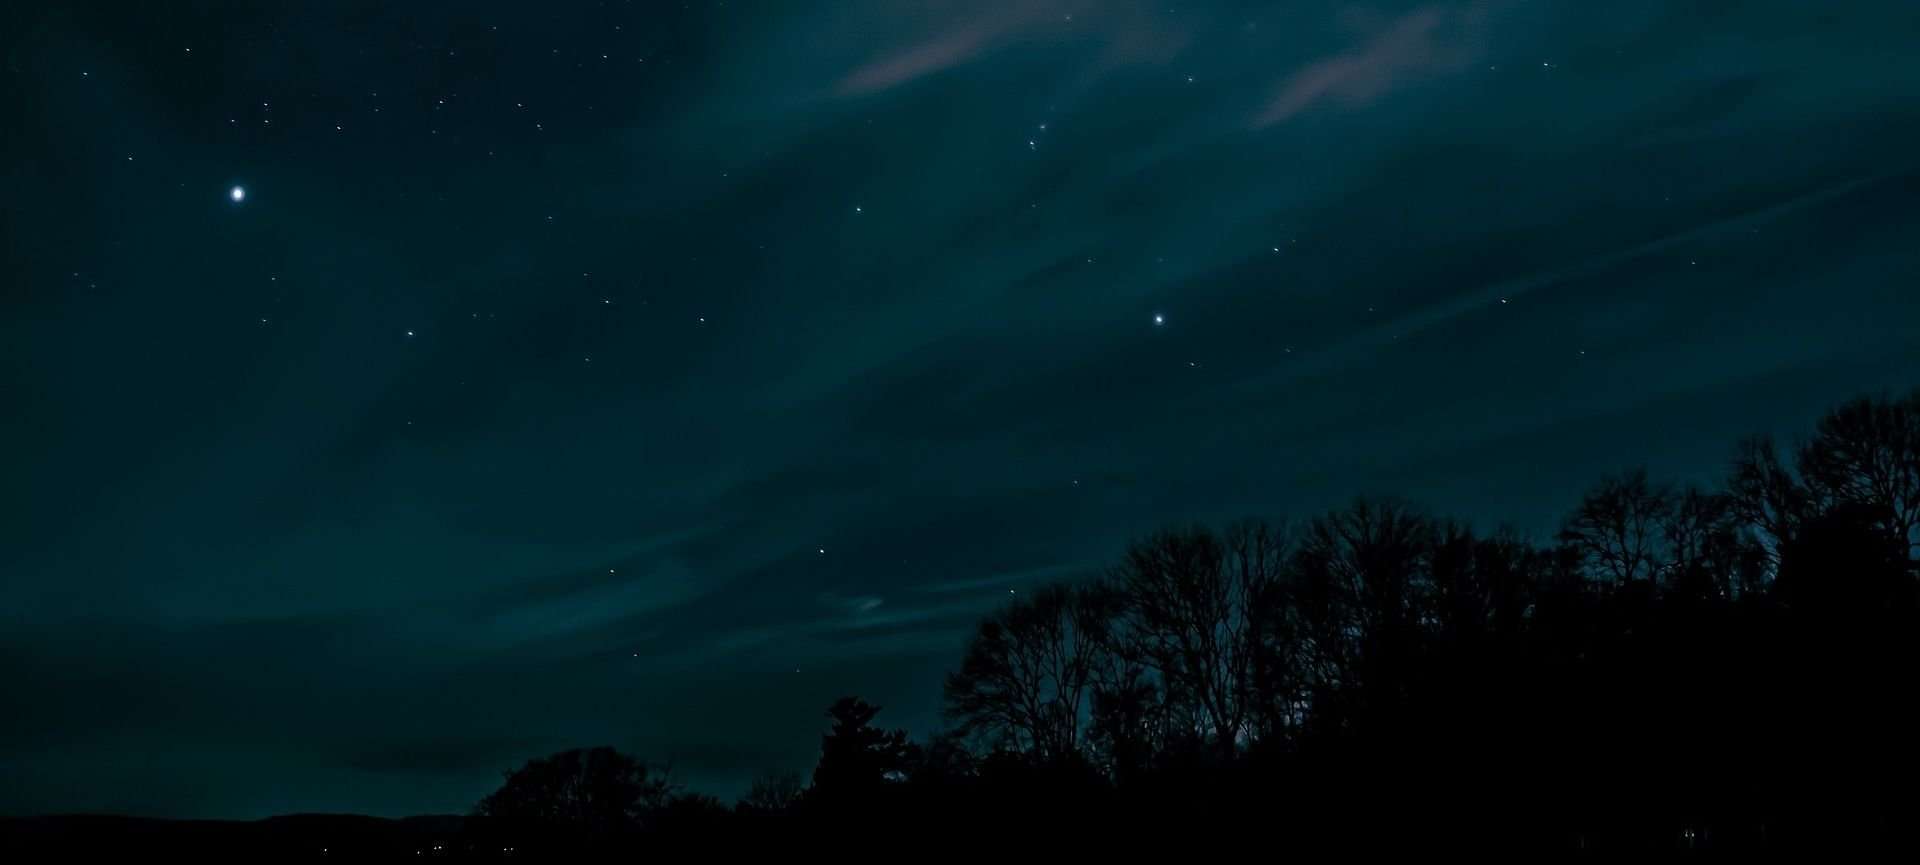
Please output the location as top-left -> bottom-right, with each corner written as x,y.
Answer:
229,185 -> 246,202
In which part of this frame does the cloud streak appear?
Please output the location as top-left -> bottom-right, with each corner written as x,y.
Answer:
1254,4 -> 1487,128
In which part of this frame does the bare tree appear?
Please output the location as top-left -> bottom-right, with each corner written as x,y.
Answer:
1109,522 -> 1286,754
737,771 -> 803,814
1560,469 -> 1674,585
475,747 -> 675,835
944,582 -> 1108,760
1729,434 -> 1812,559
1661,486 -> 1755,599
1289,499 -> 1434,720
1797,391 -> 1920,558
1427,521 -> 1541,643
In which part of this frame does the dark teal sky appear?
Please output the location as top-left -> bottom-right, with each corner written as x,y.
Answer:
4,0 -> 1919,817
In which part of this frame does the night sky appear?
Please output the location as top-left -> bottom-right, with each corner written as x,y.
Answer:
5,1 -> 1920,818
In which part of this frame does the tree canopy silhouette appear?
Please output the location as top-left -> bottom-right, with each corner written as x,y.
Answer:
454,387 -> 1920,854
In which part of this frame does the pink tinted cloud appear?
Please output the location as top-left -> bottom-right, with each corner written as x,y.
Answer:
834,1 -> 1193,98
838,20 -> 1005,96
1253,4 -> 1485,128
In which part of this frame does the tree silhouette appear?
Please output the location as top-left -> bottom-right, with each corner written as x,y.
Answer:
1107,522 -> 1284,755
1661,486 -> 1755,601
811,697 -> 914,801
1732,389 -> 1920,561
428,386 -> 1920,855
474,746 -> 673,842
1797,391 -> 1920,558
737,771 -> 803,815
1289,499 -> 1434,735
1729,433 -> 1812,557
1775,501 -> 1913,619
944,582 -> 1105,759
1560,468 -> 1673,585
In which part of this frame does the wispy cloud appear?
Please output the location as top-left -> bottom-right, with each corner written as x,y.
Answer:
839,19 -> 1011,96
908,561 -> 1096,594
1253,4 -> 1487,128
835,1 -> 1194,97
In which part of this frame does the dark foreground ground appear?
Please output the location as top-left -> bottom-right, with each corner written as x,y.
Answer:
0,814 -> 469,859
5,807 -> 1916,858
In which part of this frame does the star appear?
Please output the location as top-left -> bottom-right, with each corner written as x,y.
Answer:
1153,313 -> 1166,326
228,185 -> 246,203
405,330 -> 415,337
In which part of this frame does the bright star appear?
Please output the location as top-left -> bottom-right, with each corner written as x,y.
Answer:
228,185 -> 246,203
1153,313 -> 1166,326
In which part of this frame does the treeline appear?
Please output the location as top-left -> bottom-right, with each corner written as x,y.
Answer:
468,390 -> 1920,855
